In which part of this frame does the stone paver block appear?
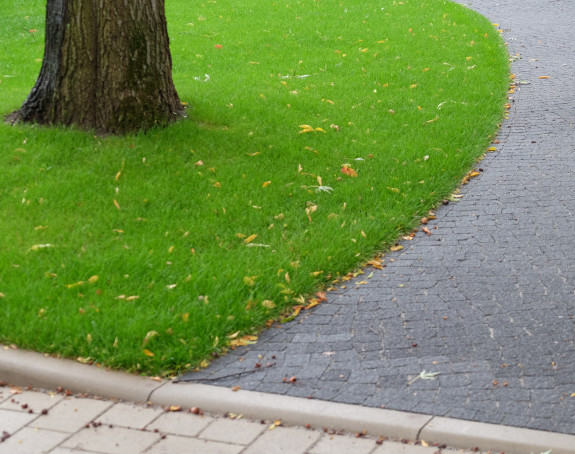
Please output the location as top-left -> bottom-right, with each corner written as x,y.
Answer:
198,417 -> 267,445
0,408 -> 37,434
374,442 -> 448,453
242,426 -> 321,454
146,411 -> 214,437
144,434 -> 244,454
308,434 -> 377,454
0,427 -> 69,454
33,397 -> 113,432
62,426 -> 160,454
97,402 -> 164,429
0,390 -> 63,413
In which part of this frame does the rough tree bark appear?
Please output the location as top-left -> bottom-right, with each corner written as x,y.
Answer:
9,0 -> 184,134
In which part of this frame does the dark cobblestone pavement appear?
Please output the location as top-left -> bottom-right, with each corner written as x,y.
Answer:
182,0 -> 575,434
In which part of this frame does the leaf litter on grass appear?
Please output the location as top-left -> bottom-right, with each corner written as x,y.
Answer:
0,0 -> 510,375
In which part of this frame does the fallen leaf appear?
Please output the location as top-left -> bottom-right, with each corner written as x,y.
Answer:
28,244 -> 53,252
66,281 -> 84,289
143,331 -> 158,345
367,259 -> 383,269
262,181 -> 272,188
538,75 -> 550,79
143,349 -> 155,357
261,300 -> 276,309
244,234 -> 258,244
390,245 -> 403,252
422,227 -> 431,236
305,299 -> 320,310
113,199 -> 121,210
168,405 -> 182,412
341,165 -> 358,177
231,386 -> 241,392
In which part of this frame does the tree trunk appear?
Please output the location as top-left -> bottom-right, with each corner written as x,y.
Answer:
10,0 -> 184,134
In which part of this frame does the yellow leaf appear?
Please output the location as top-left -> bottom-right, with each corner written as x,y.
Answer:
125,295 -> 139,301
305,299 -> 320,310
244,234 -> 258,244
182,313 -> 190,322
310,271 -> 323,277
367,259 -> 383,270
229,334 -> 258,348
386,187 -> 400,193
86,334 -> 93,344
168,405 -> 182,412
213,182 -> 221,188
200,359 -> 210,368
284,272 -> 290,283
115,171 -> 122,181
487,146 -> 497,152
66,281 -> 84,289
88,275 -> 99,284
143,331 -> 158,345
538,75 -> 551,79
390,245 -> 403,252
113,199 -> 121,210
421,440 -> 429,447
261,300 -> 276,309
314,127 -> 326,133
262,181 -> 272,188
243,276 -> 258,286
143,349 -> 155,357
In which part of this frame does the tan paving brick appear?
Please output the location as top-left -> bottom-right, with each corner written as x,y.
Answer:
0,427 -> 69,454
146,411 -> 214,437
0,390 -> 63,414
144,434 -> 244,454
45,449 -> 86,454
0,408 -> 38,434
62,425 -> 160,454
308,433 -> 377,454
32,396 -> 113,433
97,402 -> 164,429
198,417 -> 267,445
242,426 -> 322,454
373,441 -> 439,453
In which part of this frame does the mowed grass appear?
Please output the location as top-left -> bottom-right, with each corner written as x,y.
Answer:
0,0 -> 509,375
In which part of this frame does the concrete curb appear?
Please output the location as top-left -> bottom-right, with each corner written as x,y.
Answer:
2,346 -> 575,453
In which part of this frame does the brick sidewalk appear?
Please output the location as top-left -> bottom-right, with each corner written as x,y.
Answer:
0,387 -> 478,454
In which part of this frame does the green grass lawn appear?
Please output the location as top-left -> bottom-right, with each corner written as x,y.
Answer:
0,0 -> 509,376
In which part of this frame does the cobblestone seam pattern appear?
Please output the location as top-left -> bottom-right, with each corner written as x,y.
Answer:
182,0 -> 575,435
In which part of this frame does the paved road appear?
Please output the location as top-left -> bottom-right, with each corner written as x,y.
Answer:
181,0 -> 575,435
